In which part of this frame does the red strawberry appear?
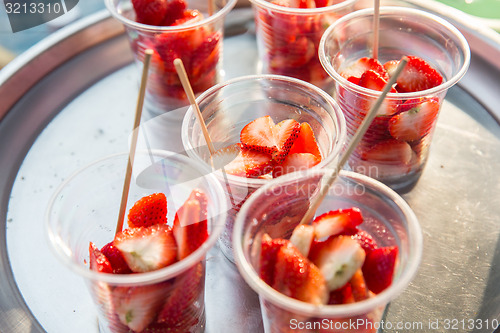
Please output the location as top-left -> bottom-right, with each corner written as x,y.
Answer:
114,224 -> 178,273
132,0 -> 168,26
388,98 -> 440,142
111,283 -> 171,331
171,9 -> 203,26
272,119 -> 301,163
260,233 -> 289,286
156,262 -> 204,327
312,207 -> 364,239
189,32 -> 220,78
361,139 -> 413,165
127,193 -> 167,228
327,282 -> 354,305
340,57 -> 389,80
357,70 -> 398,116
288,122 -> 322,159
272,243 -> 328,305
350,229 -> 378,255
161,0 -> 187,26
269,37 -> 315,69
89,242 -> 113,273
396,56 -> 443,93
172,190 -> 209,260
383,60 -> 399,79
272,153 -> 320,177
362,246 -> 398,294
100,242 -> 132,274
240,116 -> 279,155
211,144 -> 273,178
349,269 -> 370,302
314,0 -> 328,7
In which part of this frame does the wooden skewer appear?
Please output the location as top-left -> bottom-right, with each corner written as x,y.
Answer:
298,56 -> 408,226
208,0 -> 214,16
372,0 -> 380,60
115,49 -> 153,235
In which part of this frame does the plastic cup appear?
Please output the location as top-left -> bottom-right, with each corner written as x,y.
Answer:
233,169 -> 422,333
105,0 -> 236,114
181,74 -> 346,262
45,151 -> 227,333
251,0 -> 356,92
319,7 -> 470,192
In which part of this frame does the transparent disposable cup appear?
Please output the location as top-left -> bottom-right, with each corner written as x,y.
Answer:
251,0 -> 356,92
181,74 -> 346,262
45,151 -> 227,333
319,7 -> 470,192
233,169 -> 423,333
105,0 -> 236,114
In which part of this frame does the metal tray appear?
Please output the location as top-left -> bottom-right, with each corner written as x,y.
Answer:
1,1 -> 499,332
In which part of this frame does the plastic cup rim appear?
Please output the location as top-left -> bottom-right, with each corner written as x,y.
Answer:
180,74 -> 347,189
104,0 -> 237,33
319,6 -> 472,99
233,169 -> 423,317
44,150 -> 228,285
250,0 -> 357,15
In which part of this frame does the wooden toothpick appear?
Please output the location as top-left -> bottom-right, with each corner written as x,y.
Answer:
373,0 -> 380,60
298,56 -> 408,226
115,49 -> 153,235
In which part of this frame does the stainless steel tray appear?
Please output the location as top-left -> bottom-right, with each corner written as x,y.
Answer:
1,1 -> 500,332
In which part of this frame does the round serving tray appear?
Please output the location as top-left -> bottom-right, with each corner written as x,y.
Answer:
1,1 -> 499,332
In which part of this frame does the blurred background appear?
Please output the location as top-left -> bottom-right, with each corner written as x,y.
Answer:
0,0 -> 499,69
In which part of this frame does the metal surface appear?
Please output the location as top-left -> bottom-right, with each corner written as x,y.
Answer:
0,2 -> 499,333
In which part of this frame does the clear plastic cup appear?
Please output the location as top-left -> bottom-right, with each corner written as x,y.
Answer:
45,151 -> 227,333
319,7 -> 470,192
251,0 -> 356,92
105,0 -> 236,114
233,169 -> 423,333
181,74 -> 346,262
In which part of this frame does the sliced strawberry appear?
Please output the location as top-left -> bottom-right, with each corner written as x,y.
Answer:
362,246 -> 398,294
172,189 -> 209,260
327,282 -> 354,305
314,0 -> 328,7
349,269 -> 370,302
161,0 -> 187,26
340,57 -> 388,80
100,242 -> 132,274
383,59 -> 400,79
260,233 -> 289,286
357,70 -> 398,116
272,153 -> 320,178
240,116 -> 279,155
272,119 -> 301,163
171,9 -> 204,26
89,242 -> 113,273
312,207 -> 364,240
132,0 -> 168,26
269,37 -> 315,69
112,282 -> 171,331
211,144 -> 273,178
272,243 -> 328,305
360,139 -> 413,165
189,32 -> 220,78
288,122 -> 322,159
388,98 -> 440,142
396,56 -> 443,93
127,193 -> 168,228
114,224 -> 177,273
289,224 -> 315,257
156,262 -> 204,327
350,229 -> 378,255
309,235 -> 365,291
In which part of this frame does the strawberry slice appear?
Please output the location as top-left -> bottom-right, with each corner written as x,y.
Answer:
383,60 -> 399,80
350,229 -> 378,255
240,116 -> 279,155
309,235 -> 366,291
100,242 -> 132,274
211,144 -> 273,178
340,57 -> 389,80
127,193 -> 168,228
327,282 -> 354,305
289,224 -> 315,257
172,189 -> 209,260
161,0 -> 187,26
272,243 -> 328,305
132,0 -> 168,26
396,56 -> 443,93
272,119 -> 301,163
89,242 -> 113,273
312,207 -> 364,240
112,283 -> 171,331
362,246 -> 398,294
269,37 -> 315,69
388,98 -> 440,142
288,122 -> 322,159
272,153 -> 320,178
260,233 -> 289,286
357,70 -> 398,116
114,224 -> 177,273
171,9 -> 204,26
361,139 -> 413,165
